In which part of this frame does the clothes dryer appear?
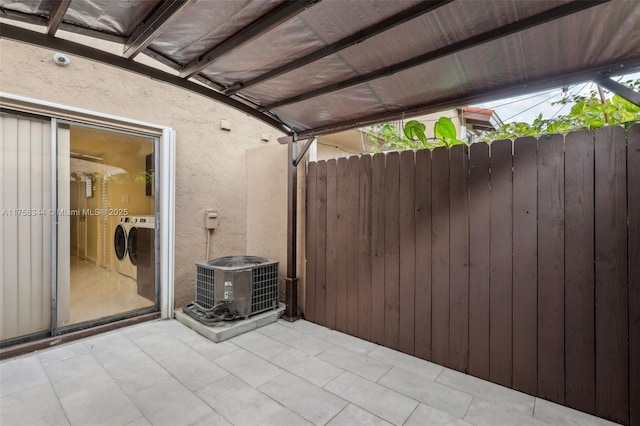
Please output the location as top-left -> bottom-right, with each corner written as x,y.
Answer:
131,216 -> 155,301
114,216 -> 135,279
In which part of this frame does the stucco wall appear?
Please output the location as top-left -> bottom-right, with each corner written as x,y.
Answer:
246,144 -> 308,314
0,38 -> 286,309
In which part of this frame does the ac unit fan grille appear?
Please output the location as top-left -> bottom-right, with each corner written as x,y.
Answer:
251,264 -> 279,313
196,264 -> 215,309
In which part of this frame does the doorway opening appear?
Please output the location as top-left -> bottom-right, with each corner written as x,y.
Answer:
58,124 -> 157,327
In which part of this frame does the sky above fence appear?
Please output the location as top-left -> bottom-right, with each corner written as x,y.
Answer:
476,71 -> 640,124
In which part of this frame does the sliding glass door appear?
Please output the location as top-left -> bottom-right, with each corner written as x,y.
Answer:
56,123 -> 157,329
1,110 -> 159,345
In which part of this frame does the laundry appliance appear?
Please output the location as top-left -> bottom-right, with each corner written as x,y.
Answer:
130,216 -> 156,301
114,216 -> 135,279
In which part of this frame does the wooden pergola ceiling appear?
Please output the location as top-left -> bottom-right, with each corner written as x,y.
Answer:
1,0 -> 640,137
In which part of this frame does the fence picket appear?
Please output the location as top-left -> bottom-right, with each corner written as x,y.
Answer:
358,155 -> 373,341
537,134 -> 565,404
468,142 -> 491,380
347,156 -> 360,336
628,124 -> 640,426
399,150 -> 416,355
595,126 -> 628,424
335,158 -> 349,333
431,147 -> 450,367
371,153 -> 386,345
384,152 -> 401,350
324,160 -> 338,329
315,161 -> 327,325
305,162 -> 317,322
414,149 -> 432,361
449,145 -> 469,372
512,136 -> 538,395
564,130 -> 595,414
489,139 -> 513,387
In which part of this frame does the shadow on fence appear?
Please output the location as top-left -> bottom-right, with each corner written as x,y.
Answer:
305,124 -> 639,426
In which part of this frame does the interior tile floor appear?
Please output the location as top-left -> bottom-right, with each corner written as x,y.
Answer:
0,318 -> 620,426
68,257 -> 153,325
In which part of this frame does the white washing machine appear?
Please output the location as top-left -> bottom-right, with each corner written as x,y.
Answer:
126,216 -> 154,271
131,216 -> 156,301
114,216 -> 136,279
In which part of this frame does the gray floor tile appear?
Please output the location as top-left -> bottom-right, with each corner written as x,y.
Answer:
286,320 -> 340,342
1,320 -> 621,426
259,372 -> 348,425
125,417 -> 152,426
0,382 -> 69,426
533,398 -> 620,426
436,368 -> 535,416
215,348 -> 283,387
121,321 -> 164,340
317,345 -> 392,381
367,346 -> 444,380
255,322 -> 291,337
326,404 -> 393,426
324,372 -> 418,425
44,353 -> 111,398
38,343 -> 89,367
258,407 -> 315,426
289,321 -> 379,355
156,319 -> 201,340
102,351 -> 171,395
0,355 -> 49,397
228,330 -> 289,360
270,327 -> 334,356
157,348 -> 228,391
177,332 -> 239,360
59,379 -> 141,426
464,398 -> 548,426
325,330 -> 379,355
189,411 -> 232,426
276,319 -> 296,328
132,332 -> 191,362
83,331 -> 141,364
271,347 -> 343,387
129,377 -> 213,426
378,368 -> 472,418
404,403 -> 474,426
196,375 -> 283,426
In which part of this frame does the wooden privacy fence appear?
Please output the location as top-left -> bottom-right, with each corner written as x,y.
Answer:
305,124 -> 639,426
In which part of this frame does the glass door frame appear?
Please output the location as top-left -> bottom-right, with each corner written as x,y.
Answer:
0,92 -> 175,346
51,119 -> 162,335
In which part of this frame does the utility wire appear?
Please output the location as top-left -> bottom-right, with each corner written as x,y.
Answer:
501,91 -> 563,122
549,82 -> 590,120
478,87 -> 562,111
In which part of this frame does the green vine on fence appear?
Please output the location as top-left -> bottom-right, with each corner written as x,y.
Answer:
366,79 -> 640,152
365,116 -> 464,152
480,79 -> 640,142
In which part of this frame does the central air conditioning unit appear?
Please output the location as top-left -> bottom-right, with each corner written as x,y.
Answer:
183,256 -> 279,323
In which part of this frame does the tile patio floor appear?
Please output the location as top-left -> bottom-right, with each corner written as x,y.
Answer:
0,318 -> 619,426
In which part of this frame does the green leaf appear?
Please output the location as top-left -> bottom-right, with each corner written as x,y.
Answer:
434,117 -> 457,142
403,120 -> 427,143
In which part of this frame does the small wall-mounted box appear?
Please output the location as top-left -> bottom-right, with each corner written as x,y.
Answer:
220,119 -> 231,131
204,209 -> 218,229
261,133 -> 270,142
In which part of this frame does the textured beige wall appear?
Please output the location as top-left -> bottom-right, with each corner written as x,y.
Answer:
246,144 -> 308,314
0,38 -> 286,308
246,144 -> 287,265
